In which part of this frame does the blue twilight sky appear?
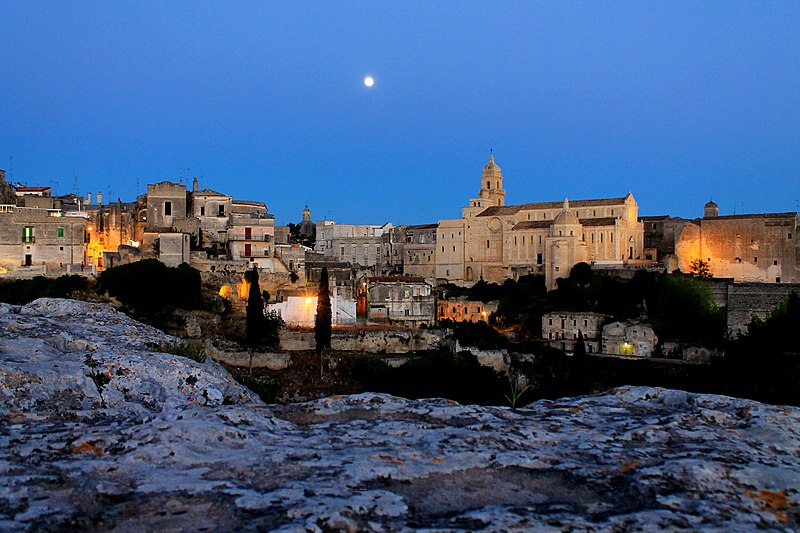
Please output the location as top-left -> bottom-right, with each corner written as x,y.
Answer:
1,1 -> 799,226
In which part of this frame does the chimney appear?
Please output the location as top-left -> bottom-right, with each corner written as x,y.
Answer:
193,177 -> 198,193
97,191 -> 102,206
87,192 -> 92,205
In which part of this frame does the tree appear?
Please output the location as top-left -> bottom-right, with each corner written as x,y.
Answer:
315,266 -> 332,356
689,259 -> 712,279
573,330 -> 587,359
246,266 -> 263,347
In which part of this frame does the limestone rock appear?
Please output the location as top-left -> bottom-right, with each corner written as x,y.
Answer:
1,299 -> 799,530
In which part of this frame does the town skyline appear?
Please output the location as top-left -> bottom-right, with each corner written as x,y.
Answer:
2,2 -> 799,225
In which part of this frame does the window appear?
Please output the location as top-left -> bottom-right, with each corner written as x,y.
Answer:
487,240 -> 490,248
218,205 -> 225,216
164,201 -> 172,216
200,206 -> 205,216
537,253 -> 543,265
57,227 -> 64,238
774,260 -> 778,266
22,226 -> 34,243
754,257 -> 758,263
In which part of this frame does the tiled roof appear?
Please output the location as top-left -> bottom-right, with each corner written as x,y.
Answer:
511,220 -> 551,230
580,217 -> 618,227
477,197 -> 627,217
368,276 -> 426,283
705,212 -> 798,221
194,188 -> 229,197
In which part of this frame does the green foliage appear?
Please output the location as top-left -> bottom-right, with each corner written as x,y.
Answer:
689,259 -> 712,279
715,291 -> 800,406
245,266 -> 263,347
493,275 -> 548,337
315,266 -> 332,354
438,278 -> 505,303
262,313 -> 285,348
647,273 -> 725,342
745,291 -> 800,355
287,222 -> 316,248
439,319 -> 508,350
504,377 -> 529,408
149,340 -> 207,363
236,374 -> 281,403
97,259 -> 204,323
0,275 -> 90,305
573,330 -> 587,359
353,349 -> 507,406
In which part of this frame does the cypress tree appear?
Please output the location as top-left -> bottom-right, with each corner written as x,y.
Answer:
315,267 -> 332,355
246,266 -> 263,346
574,330 -> 587,359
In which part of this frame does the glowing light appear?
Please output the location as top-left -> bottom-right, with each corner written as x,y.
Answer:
364,76 -> 374,87
130,241 -> 140,248
305,297 -> 312,305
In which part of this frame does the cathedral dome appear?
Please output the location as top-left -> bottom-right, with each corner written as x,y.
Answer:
553,198 -> 580,226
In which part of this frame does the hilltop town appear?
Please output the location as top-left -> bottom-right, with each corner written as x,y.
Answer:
1,156 -> 797,343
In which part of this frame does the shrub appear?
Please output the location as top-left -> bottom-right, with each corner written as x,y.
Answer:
149,340 -> 207,363
236,374 -> 281,403
0,275 -> 90,305
98,260 -> 204,322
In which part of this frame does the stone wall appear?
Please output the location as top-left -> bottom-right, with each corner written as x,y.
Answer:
279,328 -> 448,353
726,282 -> 800,336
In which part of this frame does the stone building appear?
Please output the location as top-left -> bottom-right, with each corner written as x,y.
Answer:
437,298 -> 497,323
643,202 -> 800,284
602,322 -> 658,357
542,311 -> 606,354
436,155 -> 645,290
228,200 -> 275,261
0,205 -> 88,271
387,224 -> 438,278
146,182 -> 190,231
366,276 -> 435,326
192,188 -> 233,245
315,220 -> 392,267
159,233 -> 191,267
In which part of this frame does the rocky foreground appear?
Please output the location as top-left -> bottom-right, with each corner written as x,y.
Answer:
1,299 -> 798,531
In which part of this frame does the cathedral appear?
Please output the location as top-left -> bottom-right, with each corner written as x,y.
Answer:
436,156 -> 645,289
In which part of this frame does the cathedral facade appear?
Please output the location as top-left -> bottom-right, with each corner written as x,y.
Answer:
436,156 -> 645,289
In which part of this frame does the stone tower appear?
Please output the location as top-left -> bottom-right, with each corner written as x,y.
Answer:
704,200 -> 719,218
463,154 -> 507,218
477,155 -> 505,207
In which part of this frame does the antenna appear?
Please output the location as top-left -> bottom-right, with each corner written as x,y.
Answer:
72,175 -> 78,196
9,155 -> 12,181
50,178 -> 59,195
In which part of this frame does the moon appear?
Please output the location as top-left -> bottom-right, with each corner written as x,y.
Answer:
363,76 -> 375,87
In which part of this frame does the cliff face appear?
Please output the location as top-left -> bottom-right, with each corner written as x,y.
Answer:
1,299 -> 799,531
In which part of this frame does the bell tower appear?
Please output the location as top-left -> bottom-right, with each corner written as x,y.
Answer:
463,153 -> 507,218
